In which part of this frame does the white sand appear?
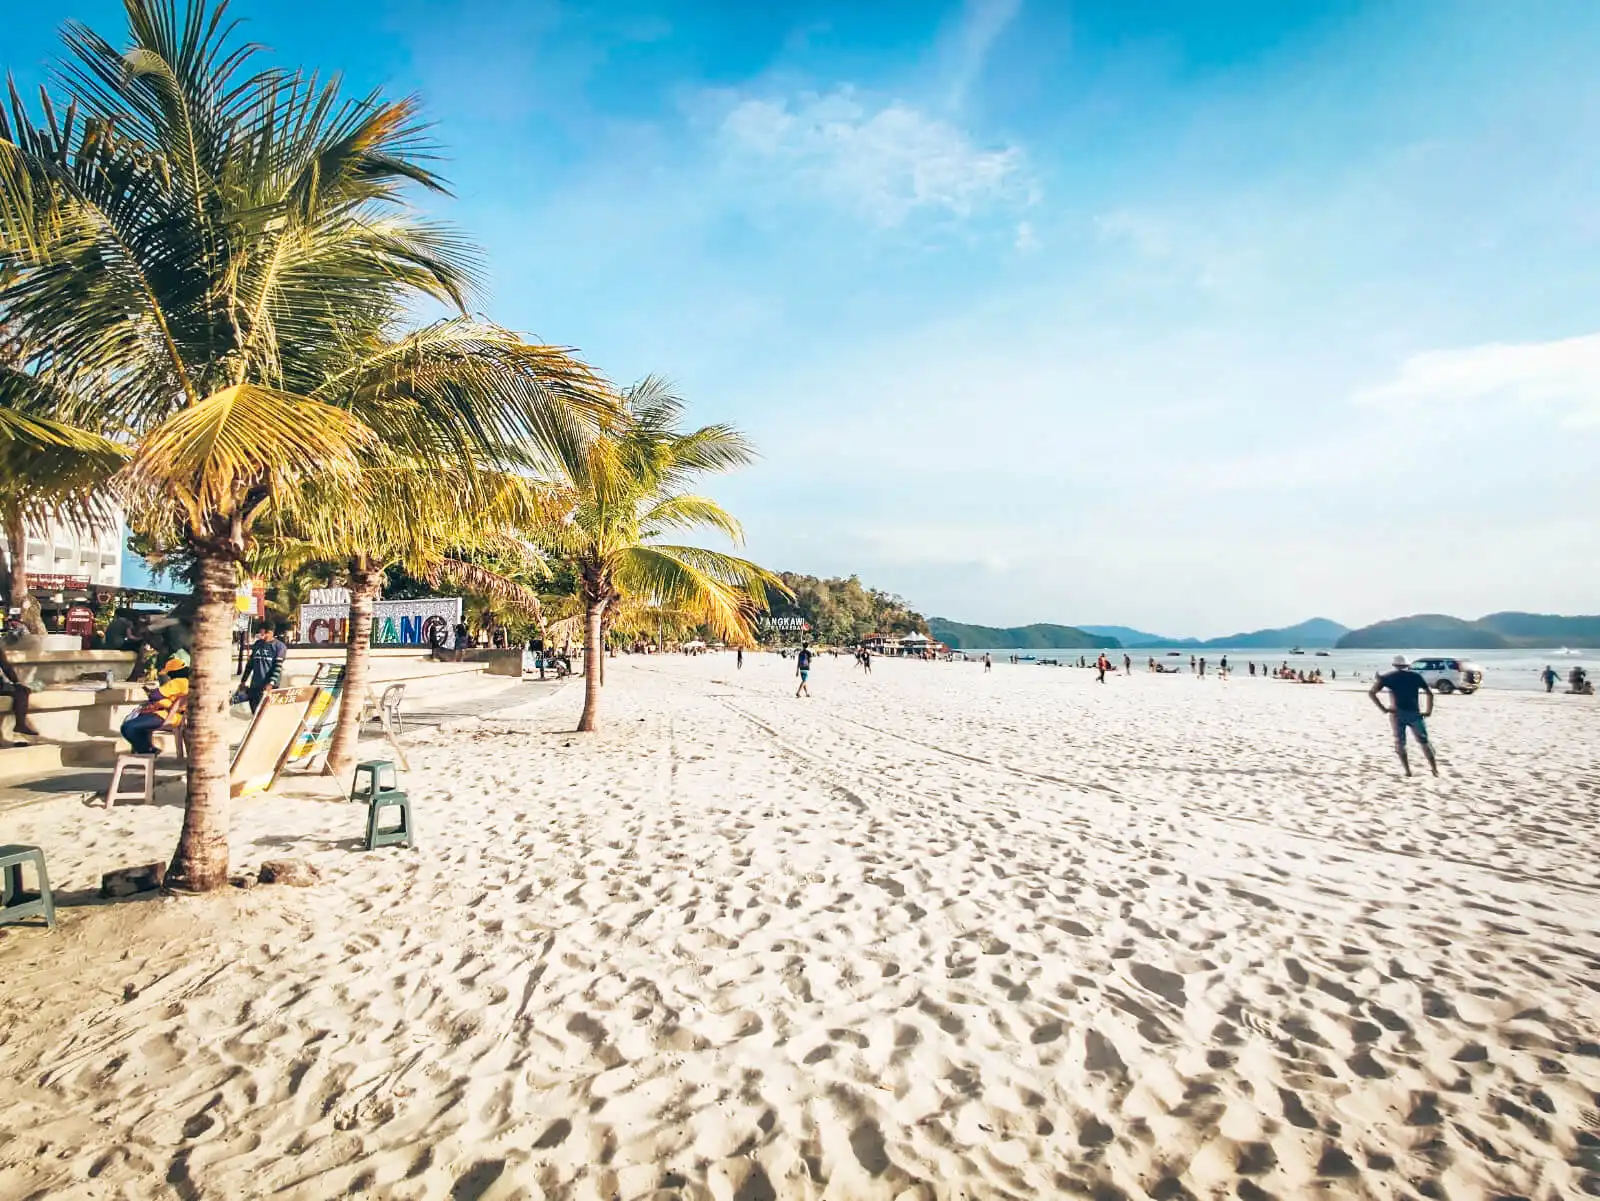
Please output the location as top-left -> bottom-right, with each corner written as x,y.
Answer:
1,655 -> 1596,1200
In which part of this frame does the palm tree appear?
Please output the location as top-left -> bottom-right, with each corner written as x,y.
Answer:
535,378 -> 788,732
258,459 -> 556,780
0,313 -> 127,627
0,2 -> 609,889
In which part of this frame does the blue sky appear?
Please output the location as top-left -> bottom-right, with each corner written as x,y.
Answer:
11,1 -> 1600,635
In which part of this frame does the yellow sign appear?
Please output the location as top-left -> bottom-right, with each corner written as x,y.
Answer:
229,687 -> 316,797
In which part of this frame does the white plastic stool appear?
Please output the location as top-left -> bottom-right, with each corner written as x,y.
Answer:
105,754 -> 156,807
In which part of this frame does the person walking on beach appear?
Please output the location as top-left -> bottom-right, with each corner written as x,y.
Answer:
859,647 -> 872,674
1095,653 -> 1109,683
1541,665 -> 1558,693
983,652 -> 992,673
795,644 -> 813,697
1190,654 -> 1197,673
1123,653 -> 1131,677
1369,654 -> 1438,777
1199,656 -> 1206,677
238,624 -> 287,712
736,646 -> 744,670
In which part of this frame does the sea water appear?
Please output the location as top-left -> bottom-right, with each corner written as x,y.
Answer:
961,647 -> 1591,693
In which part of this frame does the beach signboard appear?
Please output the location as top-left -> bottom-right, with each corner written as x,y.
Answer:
229,686 -> 317,797
297,596 -> 461,648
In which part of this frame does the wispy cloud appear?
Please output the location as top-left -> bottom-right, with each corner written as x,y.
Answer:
715,87 -> 1028,225
1354,333 -> 1600,427
939,0 -> 1024,110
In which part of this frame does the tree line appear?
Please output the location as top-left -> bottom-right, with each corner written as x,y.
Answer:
766,572 -> 929,646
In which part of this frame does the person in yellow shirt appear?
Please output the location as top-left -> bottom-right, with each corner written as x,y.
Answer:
120,656 -> 190,755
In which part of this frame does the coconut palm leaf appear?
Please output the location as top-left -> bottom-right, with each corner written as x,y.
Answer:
615,545 -> 779,642
429,558 -> 544,621
639,494 -> 745,543
121,382 -> 369,539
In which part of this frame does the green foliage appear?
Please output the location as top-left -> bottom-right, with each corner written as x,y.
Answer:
535,378 -> 786,644
1338,611 -> 1600,649
767,573 -> 927,646
928,618 -> 1107,650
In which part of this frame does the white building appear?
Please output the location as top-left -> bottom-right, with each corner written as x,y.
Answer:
10,514 -> 123,588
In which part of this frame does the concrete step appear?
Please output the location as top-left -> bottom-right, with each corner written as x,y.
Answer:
2,687 -> 143,742
0,742 -> 66,782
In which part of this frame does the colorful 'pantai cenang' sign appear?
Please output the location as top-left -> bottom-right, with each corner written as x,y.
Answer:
297,596 -> 462,647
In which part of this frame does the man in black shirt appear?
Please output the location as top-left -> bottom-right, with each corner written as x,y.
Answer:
795,644 -> 813,697
239,625 -> 288,712
1368,654 -> 1438,777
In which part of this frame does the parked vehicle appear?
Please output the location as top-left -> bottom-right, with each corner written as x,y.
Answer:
1410,657 -> 1484,694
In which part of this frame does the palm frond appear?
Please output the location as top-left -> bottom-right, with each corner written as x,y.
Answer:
428,558 -> 544,621
120,382 -> 370,535
638,493 -> 745,544
615,544 -> 789,641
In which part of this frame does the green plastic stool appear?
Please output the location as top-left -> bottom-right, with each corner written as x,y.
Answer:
352,761 -> 413,851
351,760 -> 401,804
1,845 -> 56,929
364,791 -> 414,851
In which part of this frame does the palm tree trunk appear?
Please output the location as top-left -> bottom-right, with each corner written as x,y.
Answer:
2,504 -> 42,634
577,597 -> 605,732
167,548 -> 236,892
326,562 -> 381,782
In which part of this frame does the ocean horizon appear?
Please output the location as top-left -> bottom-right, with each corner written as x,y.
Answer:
958,646 -> 1590,692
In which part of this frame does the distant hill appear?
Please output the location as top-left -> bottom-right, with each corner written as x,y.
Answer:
1078,624 -> 1166,646
1478,612 -> 1600,645
1195,617 -> 1348,649
928,618 -> 1113,650
1337,614 -> 1509,649
1116,617 -> 1347,649
1338,611 -> 1600,650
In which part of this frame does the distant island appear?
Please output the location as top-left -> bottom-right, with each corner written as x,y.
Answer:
935,616 -> 1348,651
776,587 -> 1599,653
928,619 -> 1108,650
1337,612 -> 1600,649
1105,618 -> 1348,650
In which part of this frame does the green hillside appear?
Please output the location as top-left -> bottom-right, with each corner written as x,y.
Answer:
1478,612 -> 1600,645
1339,611 -> 1600,649
928,618 -> 1114,650
1337,614 -> 1509,649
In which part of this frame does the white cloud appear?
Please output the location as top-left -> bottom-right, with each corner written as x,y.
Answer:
1014,220 -> 1038,251
717,87 -> 1027,225
1354,333 -> 1600,426
940,0 -> 1023,109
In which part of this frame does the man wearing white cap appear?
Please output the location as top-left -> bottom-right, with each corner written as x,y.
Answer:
1368,654 -> 1438,777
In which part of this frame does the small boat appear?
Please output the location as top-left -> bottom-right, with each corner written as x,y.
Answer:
1290,647 -> 1305,655
1556,647 -> 1580,656
1166,651 -> 1181,657
1315,651 -> 1331,657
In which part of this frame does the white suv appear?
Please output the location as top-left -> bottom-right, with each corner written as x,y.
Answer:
1409,657 -> 1485,694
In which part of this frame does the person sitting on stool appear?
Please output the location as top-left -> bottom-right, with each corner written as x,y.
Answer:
121,656 -> 190,755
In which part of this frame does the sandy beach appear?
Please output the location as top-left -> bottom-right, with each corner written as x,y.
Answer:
1,655 -> 1596,1200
